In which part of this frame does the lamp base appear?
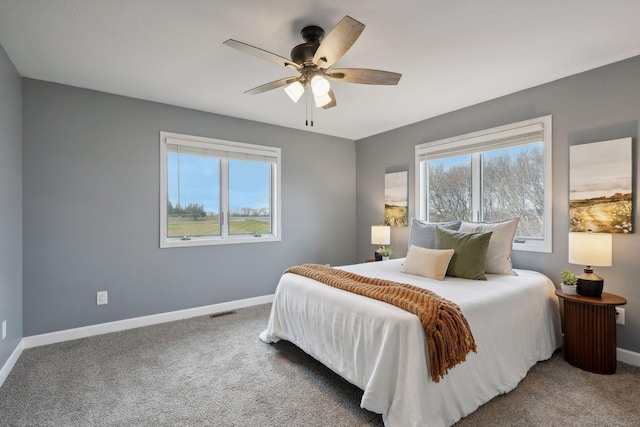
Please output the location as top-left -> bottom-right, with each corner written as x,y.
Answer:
577,272 -> 604,298
374,251 -> 382,261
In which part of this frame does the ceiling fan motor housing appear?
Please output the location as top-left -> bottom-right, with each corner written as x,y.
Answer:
291,25 -> 324,66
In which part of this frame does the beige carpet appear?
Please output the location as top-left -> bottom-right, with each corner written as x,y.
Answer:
0,303 -> 638,426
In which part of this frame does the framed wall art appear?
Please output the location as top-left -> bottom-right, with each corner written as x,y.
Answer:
569,137 -> 632,233
384,171 -> 408,227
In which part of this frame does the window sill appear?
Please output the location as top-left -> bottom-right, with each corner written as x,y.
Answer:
160,235 -> 281,248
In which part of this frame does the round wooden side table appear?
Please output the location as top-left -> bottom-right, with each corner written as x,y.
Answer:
555,290 -> 627,374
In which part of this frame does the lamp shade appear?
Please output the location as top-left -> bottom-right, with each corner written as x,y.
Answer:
371,225 -> 391,245
285,81 -> 305,103
311,75 -> 330,96
568,232 -> 612,267
313,92 -> 332,107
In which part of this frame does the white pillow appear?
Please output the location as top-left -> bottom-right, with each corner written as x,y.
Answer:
458,218 -> 519,275
401,245 -> 455,281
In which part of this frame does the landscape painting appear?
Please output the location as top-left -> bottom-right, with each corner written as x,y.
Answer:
384,171 -> 408,227
570,138 -> 632,233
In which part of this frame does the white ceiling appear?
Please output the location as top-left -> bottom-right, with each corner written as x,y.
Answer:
2,1 -> 640,140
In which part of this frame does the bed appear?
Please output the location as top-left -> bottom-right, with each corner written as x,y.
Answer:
260,221 -> 561,427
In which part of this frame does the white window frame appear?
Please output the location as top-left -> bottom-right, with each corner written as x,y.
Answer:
160,131 -> 281,248
415,115 -> 552,253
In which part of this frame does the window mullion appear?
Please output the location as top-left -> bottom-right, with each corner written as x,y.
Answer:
471,153 -> 482,221
220,159 -> 229,238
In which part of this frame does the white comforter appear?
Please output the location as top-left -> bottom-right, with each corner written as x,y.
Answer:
260,259 -> 561,427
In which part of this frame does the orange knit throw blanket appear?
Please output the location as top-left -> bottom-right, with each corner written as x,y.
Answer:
284,263 -> 477,382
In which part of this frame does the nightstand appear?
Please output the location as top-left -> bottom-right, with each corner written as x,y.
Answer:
555,290 -> 627,374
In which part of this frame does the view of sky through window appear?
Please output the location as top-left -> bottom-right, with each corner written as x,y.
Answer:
167,153 -> 270,214
229,159 -> 270,214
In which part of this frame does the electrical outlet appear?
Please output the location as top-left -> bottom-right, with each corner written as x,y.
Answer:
96,291 -> 108,306
616,307 -> 625,325
2,320 -> 6,340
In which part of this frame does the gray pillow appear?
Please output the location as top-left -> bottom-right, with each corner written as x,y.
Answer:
434,226 -> 493,280
408,219 -> 462,250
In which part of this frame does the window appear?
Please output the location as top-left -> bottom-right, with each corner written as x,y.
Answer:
415,116 -> 552,252
160,132 -> 280,248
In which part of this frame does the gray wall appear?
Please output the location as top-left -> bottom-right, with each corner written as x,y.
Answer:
23,79 -> 356,336
356,55 -> 640,353
0,45 -> 22,367
15,54 -> 640,354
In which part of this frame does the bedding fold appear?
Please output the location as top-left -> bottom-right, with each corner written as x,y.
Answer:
284,263 -> 477,382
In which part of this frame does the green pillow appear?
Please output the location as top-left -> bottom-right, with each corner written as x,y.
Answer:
434,226 -> 493,280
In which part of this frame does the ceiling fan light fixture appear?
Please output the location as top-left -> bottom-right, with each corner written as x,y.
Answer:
314,92 -> 332,107
284,80 -> 305,103
311,75 -> 331,96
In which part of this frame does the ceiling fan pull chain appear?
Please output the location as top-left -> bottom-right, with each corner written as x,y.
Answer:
301,82 -> 315,126
305,85 -> 314,126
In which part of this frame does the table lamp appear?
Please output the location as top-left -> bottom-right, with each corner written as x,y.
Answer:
568,232 -> 612,297
371,225 -> 391,261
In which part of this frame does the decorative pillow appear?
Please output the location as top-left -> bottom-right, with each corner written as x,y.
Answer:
458,218 -> 519,275
408,219 -> 462,250
434,227 -> 493,280
401,246 -> 455,281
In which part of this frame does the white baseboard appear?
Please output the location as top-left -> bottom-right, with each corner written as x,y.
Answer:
23,294 -> 274,349
617,347 -> 640,367
0,340 -> 25,388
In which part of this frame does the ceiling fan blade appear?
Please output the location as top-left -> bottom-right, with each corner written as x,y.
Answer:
322,89 -> 337,109
245,77 -> 299,95
328,68 -> 402,85
223,39 -> 301,71
313,16 -> 365,68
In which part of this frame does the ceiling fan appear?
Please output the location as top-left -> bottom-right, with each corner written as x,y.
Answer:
223,16 -> 402,112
